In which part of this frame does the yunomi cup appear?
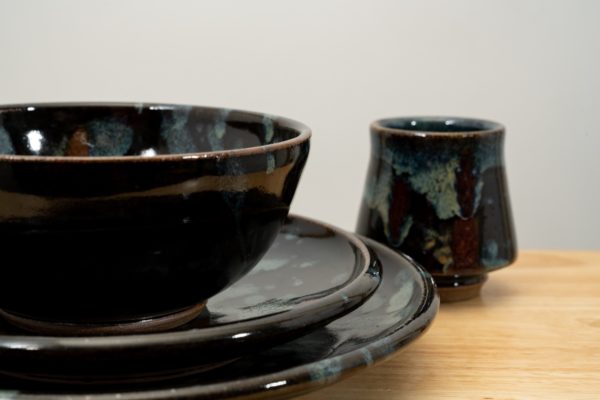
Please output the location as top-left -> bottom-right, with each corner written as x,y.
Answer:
0,103 -> 310,334
357,117 -> 516,302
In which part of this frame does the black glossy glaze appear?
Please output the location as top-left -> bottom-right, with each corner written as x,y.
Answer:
0,228 -> 438,399
357,117 -> 517,301
0,216 -> 381,385
0,103 -> 310,325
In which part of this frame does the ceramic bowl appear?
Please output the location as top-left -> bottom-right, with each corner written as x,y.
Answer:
0,103 -> 310,334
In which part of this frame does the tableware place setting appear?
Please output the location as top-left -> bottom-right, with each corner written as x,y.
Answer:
0,103 -> 517,399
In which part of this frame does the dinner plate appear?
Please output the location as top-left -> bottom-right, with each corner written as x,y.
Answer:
0,216 -> 381,384
0,234 -> 438,398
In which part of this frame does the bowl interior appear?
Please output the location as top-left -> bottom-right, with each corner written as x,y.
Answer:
0,104 -> 305,157
377,117 -> 501,133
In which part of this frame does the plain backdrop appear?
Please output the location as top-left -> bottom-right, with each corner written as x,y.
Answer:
0,0 -> 598,249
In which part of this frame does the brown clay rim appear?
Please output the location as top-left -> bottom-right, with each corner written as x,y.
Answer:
0,102 -> 311,163
372,116 -> 504,138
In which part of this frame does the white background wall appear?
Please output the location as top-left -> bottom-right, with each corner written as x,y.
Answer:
0,0 -> 598,249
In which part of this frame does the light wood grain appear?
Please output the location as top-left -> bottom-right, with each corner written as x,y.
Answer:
298,251 -> 600,400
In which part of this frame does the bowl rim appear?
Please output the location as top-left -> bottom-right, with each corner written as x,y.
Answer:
0,102 -> 311,163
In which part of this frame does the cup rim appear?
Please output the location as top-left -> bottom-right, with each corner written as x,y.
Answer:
371,116 -> 504,138
0,102 -> 311,163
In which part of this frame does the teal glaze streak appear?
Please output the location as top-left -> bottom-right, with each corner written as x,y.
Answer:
381,138 -> 503,221
475,137 -> 503,172
266,153 -> 276,174
86,118 -> 134,156
381,145 -> 460,220
376,336 -> 396,357
402,156 -> 461,220
208,109 -> 230,152
473,180 -> 484,217
309,357 -> 343,383
365,135 -> 504,250
364,160 -> 394,240
481,240 -> 509,269
385,279 -> 414,313
360,348 -> 374,365
160,106 -> 194,154
472,137 -> 503,215
0,121 -> 15,155
263,115 -> 274,144
394,215 -> 413,247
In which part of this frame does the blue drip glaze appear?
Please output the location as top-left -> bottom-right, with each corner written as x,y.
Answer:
160,106 -> 194,154
365,135 -> 503,252
85,118 -> 134,156
481,240 -> 509,269
0,119 -> 15,155
266,153 -> 276,174
263,115 -> 274,144
360,348 -> 374,365
309,357 -> 343,383
207,109 -> 230,152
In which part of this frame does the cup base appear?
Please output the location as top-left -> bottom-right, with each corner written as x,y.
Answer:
434,274 -> 488,302
0,301 -> 207,336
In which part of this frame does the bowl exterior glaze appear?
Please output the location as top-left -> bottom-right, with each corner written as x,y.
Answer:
0,215 -> 381,385
0,104 -> 310,324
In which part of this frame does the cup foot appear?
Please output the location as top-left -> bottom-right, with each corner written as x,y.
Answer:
434,274 -> 488,302
0,301 -> 207,336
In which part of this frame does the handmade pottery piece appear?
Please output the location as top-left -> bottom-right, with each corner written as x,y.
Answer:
0,103 -> 310,333
0,234 -> 438,399
357,117 -> 517,301
0,216 -> 381,385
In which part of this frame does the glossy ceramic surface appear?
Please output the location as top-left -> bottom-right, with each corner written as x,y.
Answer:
357,117 -> 517,301
0,234 -> 438,399
0,103 -> 310,327
0,216 -> 380,384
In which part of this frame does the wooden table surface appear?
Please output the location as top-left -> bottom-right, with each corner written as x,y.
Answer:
299,251 -> 600,400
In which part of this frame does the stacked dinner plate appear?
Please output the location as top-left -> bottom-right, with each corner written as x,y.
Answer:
0,104 -> 438,399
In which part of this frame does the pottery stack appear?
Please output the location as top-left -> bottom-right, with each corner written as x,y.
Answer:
0,103 -> 438,400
